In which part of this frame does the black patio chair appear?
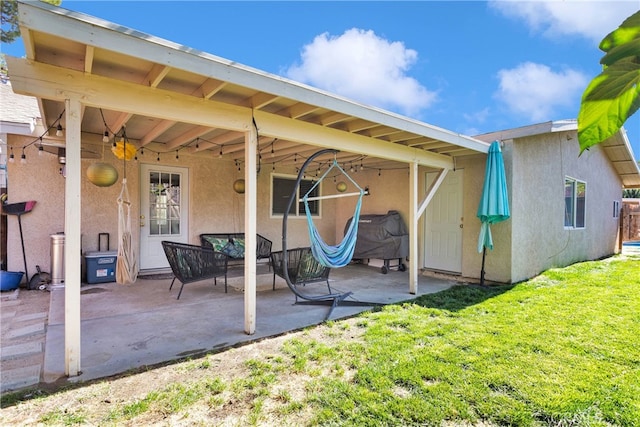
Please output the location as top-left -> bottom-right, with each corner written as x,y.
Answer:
162,241 -> 229,299
270,247 -> 332,296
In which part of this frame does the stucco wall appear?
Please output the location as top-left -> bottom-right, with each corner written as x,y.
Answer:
5,139 -> 334,276
452,154 -> 513,284
508,132 -> 622,283
333,167 -> 411,245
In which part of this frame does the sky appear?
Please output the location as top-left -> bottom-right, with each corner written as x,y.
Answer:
2,0 -> 639,157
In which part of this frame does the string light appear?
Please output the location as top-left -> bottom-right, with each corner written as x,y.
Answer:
38,139 -> 44,156
8,146 -> 14,163
56,123 -> 63,137
20,148 -> 27,164
175,150 -> 179,162
103,130 -> 110,143
157,153 -> 160,162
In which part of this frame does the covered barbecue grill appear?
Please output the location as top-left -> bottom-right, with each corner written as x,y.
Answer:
344,210 -> 409,274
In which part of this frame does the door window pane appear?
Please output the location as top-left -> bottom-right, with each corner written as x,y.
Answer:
149,171 -> 182,235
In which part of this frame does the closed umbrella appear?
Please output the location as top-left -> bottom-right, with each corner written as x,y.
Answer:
477,140 -> 510,285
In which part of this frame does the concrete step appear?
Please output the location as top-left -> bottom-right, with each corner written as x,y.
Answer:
1,341 -> 43,360
0,364 -> 41,393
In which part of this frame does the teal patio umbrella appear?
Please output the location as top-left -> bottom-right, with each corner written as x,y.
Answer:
477,140 -> 510,285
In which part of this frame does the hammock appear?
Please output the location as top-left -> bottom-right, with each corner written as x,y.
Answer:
302,159 -> 365,268
280,149 -> 380,320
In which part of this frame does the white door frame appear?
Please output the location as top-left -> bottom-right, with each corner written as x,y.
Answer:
139,163 -> 190,271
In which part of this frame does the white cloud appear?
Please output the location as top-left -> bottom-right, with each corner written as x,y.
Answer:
285,28 -> 437,116
489,0 -> 638,42
494,62 -> 588,122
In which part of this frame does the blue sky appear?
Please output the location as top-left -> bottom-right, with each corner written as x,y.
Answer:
3,1 -> 639,157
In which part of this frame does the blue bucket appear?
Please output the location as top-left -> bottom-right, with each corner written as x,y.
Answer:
0,271 -> 24,291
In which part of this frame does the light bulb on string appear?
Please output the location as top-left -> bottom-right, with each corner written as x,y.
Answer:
56,124 -> 63,137
8,146 -> 15,163
20,148 -> 27,164
103,130 -> 109,143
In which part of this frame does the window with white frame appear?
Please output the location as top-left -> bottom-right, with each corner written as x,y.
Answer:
271,174 -> 320,217
564,177 -> 586,229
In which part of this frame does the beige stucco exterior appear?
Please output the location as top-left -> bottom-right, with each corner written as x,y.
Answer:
504,131 -> 622,283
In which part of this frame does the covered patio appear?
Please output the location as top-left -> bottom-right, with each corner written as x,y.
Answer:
5,1 -> 489,380
42,264 -> 457,385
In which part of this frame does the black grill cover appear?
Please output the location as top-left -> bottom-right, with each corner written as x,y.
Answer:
345,210 -> 409,259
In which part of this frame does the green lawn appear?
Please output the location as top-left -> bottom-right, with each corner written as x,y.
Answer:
309,257 -> 640,426
2,255 -> 639,426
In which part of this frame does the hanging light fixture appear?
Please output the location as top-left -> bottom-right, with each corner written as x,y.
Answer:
20,148 -> 27,164
233,179 -> 245,194
56,123 -> 63,137
103,130 -> 110,143
87,162 -> 118,187
8,146 -> 15,163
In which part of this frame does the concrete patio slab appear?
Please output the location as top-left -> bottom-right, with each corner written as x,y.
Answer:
43,264 -> 457,386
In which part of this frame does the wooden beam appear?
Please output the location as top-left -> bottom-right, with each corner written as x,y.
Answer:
244,126 -> 257,335
84,45 -> 94,73
253,110 -> 455,169
409,162 -> 418,294
140,120 -> 176,146
8,57 -> 455,169
64,97 -> 82,377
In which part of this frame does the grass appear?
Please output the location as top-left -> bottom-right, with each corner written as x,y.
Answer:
1,255 -> 638,426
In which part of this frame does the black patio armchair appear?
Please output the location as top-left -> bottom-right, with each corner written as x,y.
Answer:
162,241 -> 229,299
270,247 -> 332,297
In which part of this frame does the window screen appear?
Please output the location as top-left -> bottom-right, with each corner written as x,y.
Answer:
564,177 -> 586,229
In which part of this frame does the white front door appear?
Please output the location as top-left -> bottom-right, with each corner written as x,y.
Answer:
139,164 -> 189,270
424,169 -> 463,273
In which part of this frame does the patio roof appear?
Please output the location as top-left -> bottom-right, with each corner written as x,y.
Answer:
7,1 -> 489,171
475,119 -> 640,188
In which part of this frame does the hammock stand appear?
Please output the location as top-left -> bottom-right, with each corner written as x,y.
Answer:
280,149 -> 381,319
